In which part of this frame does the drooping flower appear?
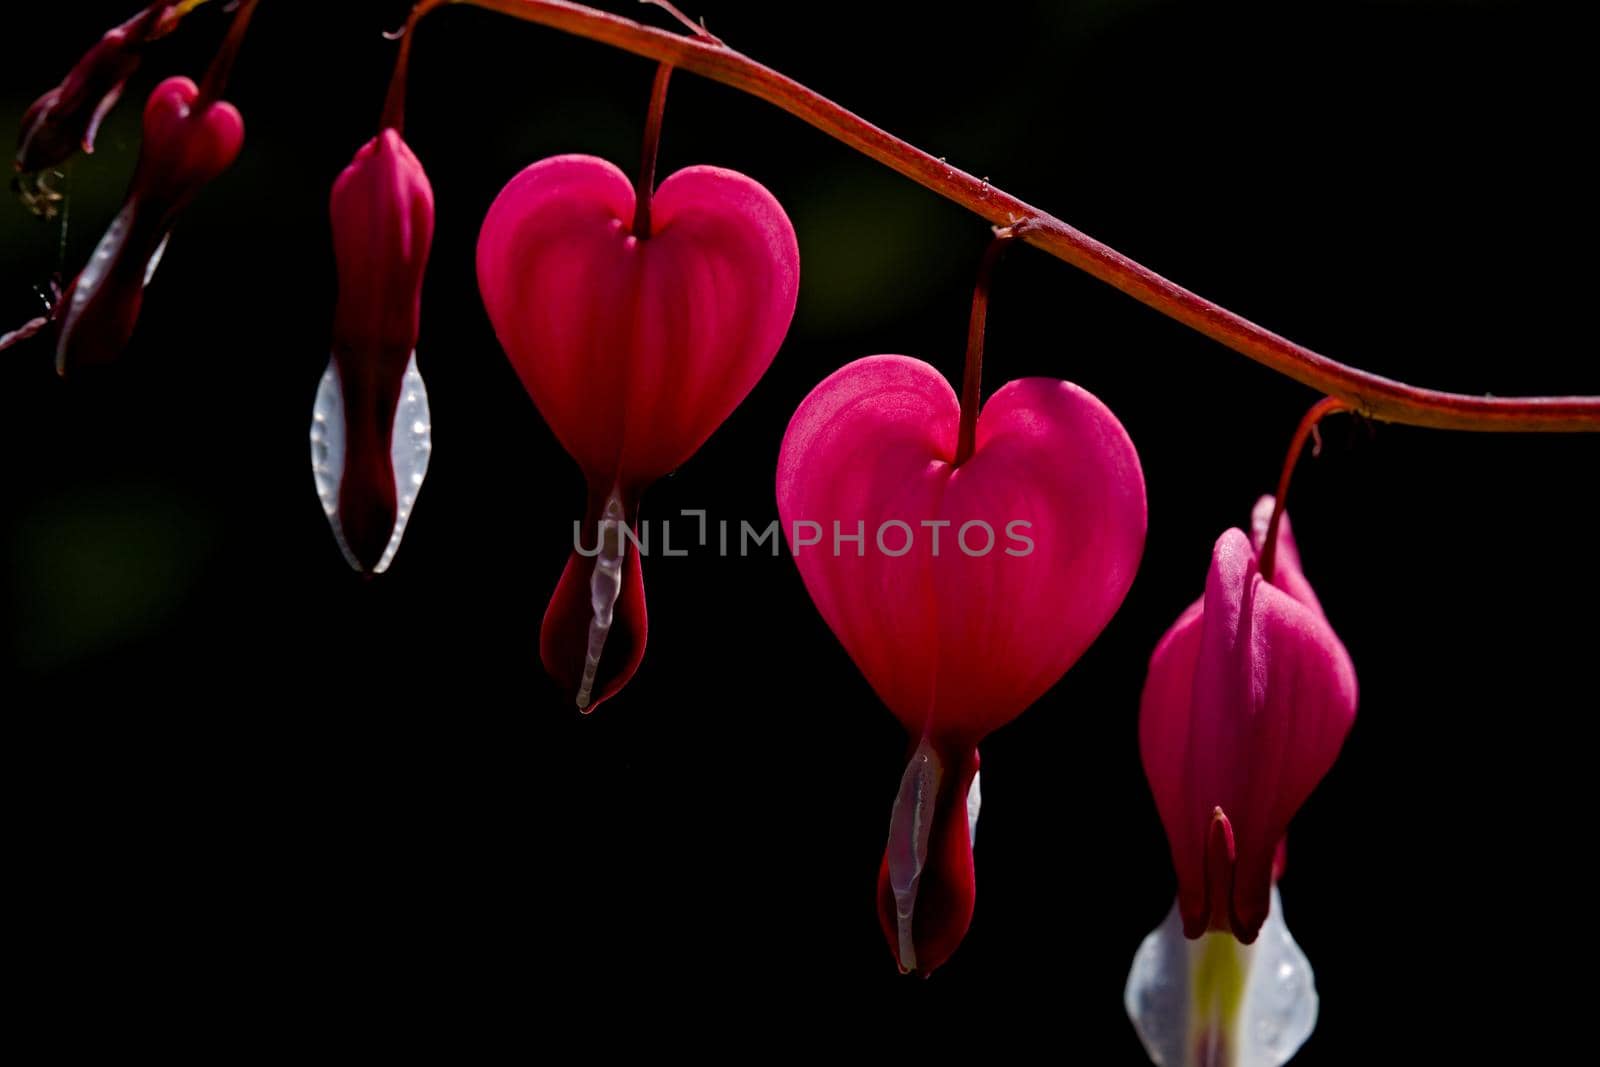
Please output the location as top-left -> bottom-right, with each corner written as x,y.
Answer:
776,354 -> 1146,973
477,153 -> 799,711
14,2 -> 191,179
53,74 -> 244,375
1126,495 -> 1357,1067
309,129 -> 435,574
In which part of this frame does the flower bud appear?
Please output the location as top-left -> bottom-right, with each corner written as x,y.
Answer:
1138,497 -> 1357,944
55,75 -> 244,375
310,129 -> 435,573
15,3 -> 184,177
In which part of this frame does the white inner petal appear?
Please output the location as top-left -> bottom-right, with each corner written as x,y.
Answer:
71,204 -> 133,317
143,233 -> 170,287
966,769 -> 982,847
309,356 -> 355,567
1124,886 -> 1318,1067
886,737 -> 943,972
376,353 -> 433,574
575,490 -> 628,712
308,351 -> 433,574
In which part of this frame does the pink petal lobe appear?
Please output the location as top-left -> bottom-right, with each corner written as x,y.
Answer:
1138,595 -> 1207,931
777,356 -> 1146,745
776,355 -> 956,734
477,154 -> 799,490
1140,515 -> 1357,942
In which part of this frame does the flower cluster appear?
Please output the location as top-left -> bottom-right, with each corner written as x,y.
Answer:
7,7 -> 1391,1062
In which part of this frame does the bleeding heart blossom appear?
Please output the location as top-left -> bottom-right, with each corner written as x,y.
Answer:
310,129 -> 435,573
14,2 -> 186,180
776,354 -> 1146,973
53,75 -> 244,375
1126,495 -> 1357,1067
477,153 -> 799,711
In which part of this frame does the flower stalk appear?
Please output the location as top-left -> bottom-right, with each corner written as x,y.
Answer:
954,225 -> 1020,467
381,0 -> 1599,433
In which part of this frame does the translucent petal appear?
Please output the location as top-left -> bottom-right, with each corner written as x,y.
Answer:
966,769 -> 982,847
309,351 -> 433,574
1125,886 -> 1317,1067
575,490 -> 627,711
381,353 -> 433,573
886,737 -> 942,972
70,204 -> 133,320
143,233 -> 170,286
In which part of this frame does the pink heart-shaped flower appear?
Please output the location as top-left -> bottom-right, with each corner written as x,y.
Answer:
776,354 -> 1146,972
478,153 -> 799,710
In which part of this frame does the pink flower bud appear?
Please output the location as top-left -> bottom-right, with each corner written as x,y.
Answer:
54,75 -> 243,375
15,3 -> 182,175
310,129 -> 436,573
1139,496 -> 1358,944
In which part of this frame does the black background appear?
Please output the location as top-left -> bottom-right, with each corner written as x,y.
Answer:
3,1 -> 1595,1058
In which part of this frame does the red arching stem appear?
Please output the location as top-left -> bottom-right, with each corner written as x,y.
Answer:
633,62 -> 673,239
389,1 -> 1600,432
1260,396 -> 1349,582
196,0 -> 259,111
954,227 -> 1019,467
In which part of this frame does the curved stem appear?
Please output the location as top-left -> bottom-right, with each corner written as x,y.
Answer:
955,227 -> 1019,467
633,62 -> 673,238
196,0 -> 259,111
393,0 -> 1600,432
1260,396 -> 1349,582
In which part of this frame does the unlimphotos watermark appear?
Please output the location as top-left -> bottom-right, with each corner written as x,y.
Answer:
575,510 -> 1034,558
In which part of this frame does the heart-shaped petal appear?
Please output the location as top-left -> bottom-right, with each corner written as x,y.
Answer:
777,354 -> 1146,970
776,354 -> 1146,746
477,153 -> 798,710
477,153 -> 799,492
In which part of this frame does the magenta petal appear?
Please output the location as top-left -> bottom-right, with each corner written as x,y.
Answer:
779,354 -> 1145,972
1140,514 -> 1358,942
477,153 -> 798,706
777,355 -> 1147,746
476,154 -> 799,490
1249,493 -> 1325,617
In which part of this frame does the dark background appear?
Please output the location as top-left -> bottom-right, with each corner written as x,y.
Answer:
4,0 -> 1595,1058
